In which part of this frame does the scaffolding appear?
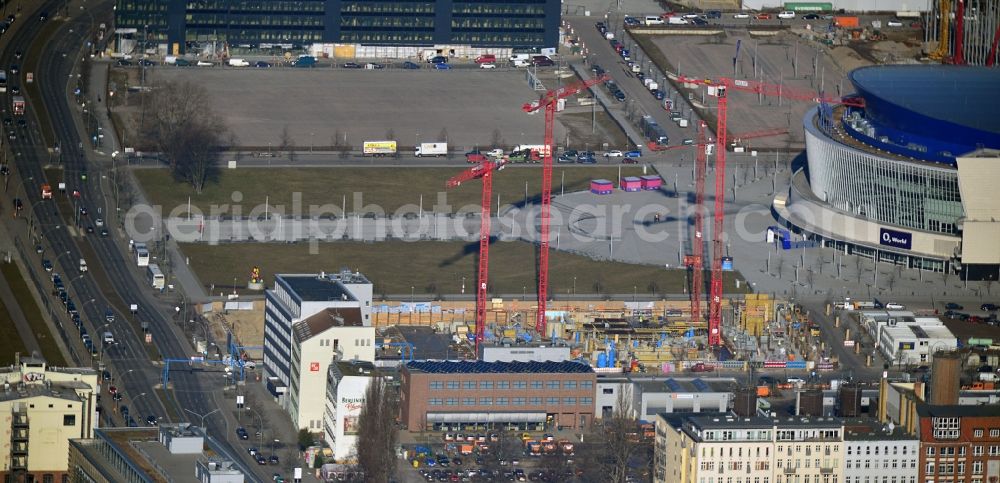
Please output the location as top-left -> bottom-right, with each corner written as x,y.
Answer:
925,0 -> 1000,65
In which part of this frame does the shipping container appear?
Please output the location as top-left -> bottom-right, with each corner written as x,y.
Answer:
591,179 -> 614,195
834,16 -> 860,28
620,176 -> 643,192
640,175 -> 663,190
363,140 -> 397,156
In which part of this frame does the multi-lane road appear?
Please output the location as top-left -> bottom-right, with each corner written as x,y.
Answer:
2,0 -> 266,479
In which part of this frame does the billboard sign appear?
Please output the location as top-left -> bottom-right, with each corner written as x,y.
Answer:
879,228 -> 912,250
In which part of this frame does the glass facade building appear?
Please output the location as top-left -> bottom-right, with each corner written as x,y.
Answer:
114,0 -> 559,53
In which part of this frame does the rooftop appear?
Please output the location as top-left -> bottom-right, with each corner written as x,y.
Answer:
380,326 -> 454,360
405,360 -> 594,375
294,307 -> 365,342
916,403 -> 1000,418
331,360 -> 377,377
687,414 -> 844,430
850,65 -> 1000,135
0,381 -> 87,403
278,271 -> 369,302
843,418 -> 917,441
636,377 -> 737,394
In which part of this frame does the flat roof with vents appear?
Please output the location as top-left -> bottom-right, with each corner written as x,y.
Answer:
405,360 -> 593,375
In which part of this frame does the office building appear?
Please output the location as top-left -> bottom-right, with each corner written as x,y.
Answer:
323,360 -> 376,462
655,412 -> 845,483
263,271 -> 374,429
595,376 -> 738,420
843,419 -> 920,483
858,312 -> 957,365
0,357 -> 99,482
112,0 -> 560,56
400,360 -> 595,431
69,425 -> 249,482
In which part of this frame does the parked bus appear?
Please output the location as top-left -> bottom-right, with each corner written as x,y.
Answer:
135,248 -> 150,267
147,263 -> 165,290
0,70 -> 6,93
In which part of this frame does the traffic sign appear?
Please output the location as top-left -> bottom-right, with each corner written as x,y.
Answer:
26,73 -> 33,83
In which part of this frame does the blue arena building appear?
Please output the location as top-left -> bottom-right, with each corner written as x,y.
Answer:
775,65 -> 1000,280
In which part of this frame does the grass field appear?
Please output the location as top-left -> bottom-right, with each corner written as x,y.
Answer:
0,263 -> 66,366
134,166 -> 646,216
181,240 -> 749,297
0,277 -> 30,365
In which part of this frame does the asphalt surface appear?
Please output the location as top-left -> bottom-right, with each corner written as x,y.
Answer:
2,1 -> 269,480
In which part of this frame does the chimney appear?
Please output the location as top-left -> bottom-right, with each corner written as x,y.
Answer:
912,381 -> 924,401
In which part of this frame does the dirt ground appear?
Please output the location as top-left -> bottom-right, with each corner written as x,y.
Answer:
202,301 -> 266,358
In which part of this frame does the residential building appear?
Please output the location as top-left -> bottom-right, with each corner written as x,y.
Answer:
655,412 -> 845,483
843,419 -> 920,483
69,425 -> 250,482
0,357 -> 99,482
916,405 -> 1000,483
858,312 -> 957,365
287,307 -> 375,432
112,0 -> 560,56
400,360 -> 595,431
323,360 -> 376,462
263,271 -> 373,422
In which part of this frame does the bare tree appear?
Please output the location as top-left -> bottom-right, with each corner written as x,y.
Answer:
580,385 -> 641,483
356,376 -> 399,483
385,128 -> 395,142
775,257 -> 785,278
141,81 -> 225,192
854,256 -> 864,283
437,127 -> 449,143
886,270 -> 897,291
279,124 -> 295,162
805,269 -> 815,289
491,128 -> 503,148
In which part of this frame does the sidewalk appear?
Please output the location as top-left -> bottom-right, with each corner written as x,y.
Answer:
0,262 -> 43,357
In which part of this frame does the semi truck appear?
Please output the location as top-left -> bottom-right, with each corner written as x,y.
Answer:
13,96 -> 25,115
414,142 -> 448,157
363,140 -> 397,156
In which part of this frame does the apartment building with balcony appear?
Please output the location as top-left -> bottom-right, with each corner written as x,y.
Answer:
0,357 -> 99,482
655,413 -> 845,483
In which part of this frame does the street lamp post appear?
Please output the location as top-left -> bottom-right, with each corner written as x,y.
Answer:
246,407 -> 264,449
184,407 -> 221,431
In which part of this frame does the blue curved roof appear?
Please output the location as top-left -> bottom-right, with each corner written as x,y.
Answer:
848,65 -> 1000,162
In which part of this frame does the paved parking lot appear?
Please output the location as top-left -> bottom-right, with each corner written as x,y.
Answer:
145,66 -> 567,150
646,31 -> 854,150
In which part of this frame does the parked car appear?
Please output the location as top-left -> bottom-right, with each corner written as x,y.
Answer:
434,63 -> 452,70
479,63 -> 497,69
733,12 -> 750,19
777,11 -> 796,19
139,59 -> 156,66
887,19 -> 904,27
341,62 -> 362,69
196,60 -> 214,67
116,59 -> 132,66
364,62 -> 384,69
705,10 -> 721,18
755,13 -> 772,20
173,58 -> 191,66
803,13 -> 822,20
402,61 -> 420,69
605,150 -> 624,158
253,61 -> 271,68
982,303 -> 999,312
945,302 -> 964,310
429,55 -> 448,64
691,17 -> 709,25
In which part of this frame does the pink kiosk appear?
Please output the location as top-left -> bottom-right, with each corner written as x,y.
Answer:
640,175 -> 663,190
590,179 -> 614,194
620,176 -> 643,192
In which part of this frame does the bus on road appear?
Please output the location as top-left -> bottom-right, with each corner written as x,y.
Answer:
13,96 -> 25,115
147,263 -> 165,290
0,70 -> 7,93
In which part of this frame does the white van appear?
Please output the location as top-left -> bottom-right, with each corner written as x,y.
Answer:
644,15 -> 665,25
512,59 -> 530,67
668,16 -> 689,25
103,332 -> 114,344
228,58 -> 250,67
79,259 -> 88,273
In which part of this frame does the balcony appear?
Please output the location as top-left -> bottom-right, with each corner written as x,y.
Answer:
820,467 -> 834,474
10,442 -> 26,455
784,467 -> 797,474
10,428 -> 28,442
10,456 -> 26,470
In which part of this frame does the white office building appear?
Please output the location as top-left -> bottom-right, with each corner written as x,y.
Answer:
324,360 -> 376,462
858,312 -> 957,365
843,420 -> 919,483
263,271 -> 375,431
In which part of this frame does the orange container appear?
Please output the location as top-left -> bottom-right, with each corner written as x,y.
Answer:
835,16 -> 859,28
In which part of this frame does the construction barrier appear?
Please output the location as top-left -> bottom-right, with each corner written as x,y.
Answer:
763,360 -> 787,368
786,361 -> 808,369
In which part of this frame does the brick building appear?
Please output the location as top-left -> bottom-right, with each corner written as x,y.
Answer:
916,404 -> 1000,483
400,361 -> 595,431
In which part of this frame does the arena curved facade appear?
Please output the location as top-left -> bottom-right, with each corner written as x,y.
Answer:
774,65 -> 1000,279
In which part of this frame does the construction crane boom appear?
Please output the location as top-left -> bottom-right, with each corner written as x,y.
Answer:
683,120 -> 709,325
987,23 -> 1000,66
446,160 -> 505,356
522,73 -> 610,336
671,74 -> 860,347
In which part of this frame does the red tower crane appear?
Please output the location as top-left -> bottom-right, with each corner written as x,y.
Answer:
521,73 -> 610,336
672,74 -> 863,346
683,120 -> 709,325
446,160 -> 506,356
986,23 -> 1000,66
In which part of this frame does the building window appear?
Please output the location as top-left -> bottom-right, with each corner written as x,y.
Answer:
446,381 -> 459,390
497,397 -> 509,405
479,397 -> 492,405
926,447 -> 936,456
429,381 -> 443,390
988,446 -> 1000,456
931,417 -> 960,439
529,397 -> 541,405
546,397 -> 558,405
479,381 -> 493,390
547,380 -> 560,390
445,398 -> 457,406
973,429 -> 984,437
564,397 -> 576,405
462,381 -> 475,390
63,415 -> 76,426
462,398 -> 475,406
563,381 -> 578,390
973,445 -> 983,456
498,381 -> 510,389
513,381 -> 527,389
972,461 -> 983,474
990,429 -> 1000,438
580,397 -> 593,405
925,462 -> 934,474
582,381 -> 593,389
530,381 -> 543,389
513,397 -> 526,406
429,398 -> 443,406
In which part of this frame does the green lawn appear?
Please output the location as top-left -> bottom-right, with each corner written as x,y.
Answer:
0,280 -> 30,365
0,264 -> 66,366
181,240 -> 749,297
134,166 -> 646,216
